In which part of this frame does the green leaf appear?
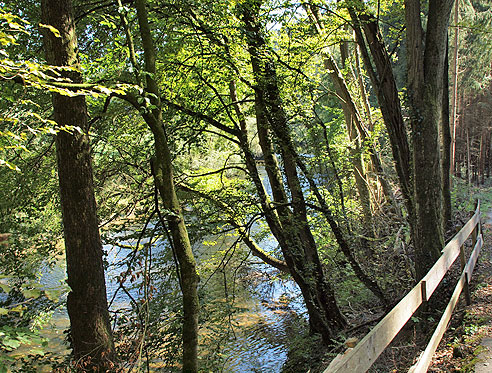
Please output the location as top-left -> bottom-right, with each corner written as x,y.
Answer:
22,288 -> 41,299
44,289 -> 61,302
0,308 -> 8,316
0,283 -> 11,294
2,338 -> 21,349
38,23 -> 60,38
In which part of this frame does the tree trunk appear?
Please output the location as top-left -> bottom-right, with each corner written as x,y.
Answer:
238,0 -> 346,344
346,114 -> 375,238
467,127 -> 472,185
450,1 -> 460,179
354,47 -> 374,131
350,0 -> 453,280
41,0 -> 115,368
487,132 -> 491,179
305,4 -> 392,209
442,40 -> 452,231
350,10 -> 414,217
479,129 -> 485,185
456,91 -> 464,178
405,0 -> 454,279
134,1 -> 199,371
339,40 -> 375,238
233,80 -> 388,306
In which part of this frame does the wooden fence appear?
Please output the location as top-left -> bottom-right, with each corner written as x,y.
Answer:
325,201 -> 483,373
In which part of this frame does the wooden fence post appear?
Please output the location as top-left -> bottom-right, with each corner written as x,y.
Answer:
478,202 -> 482,238
421,281 -> 427,303
471,200 -> 478,246
459,245 -> 471,305
461,199 -> 479,306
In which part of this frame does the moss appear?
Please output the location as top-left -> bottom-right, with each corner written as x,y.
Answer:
460,345 -> 487,372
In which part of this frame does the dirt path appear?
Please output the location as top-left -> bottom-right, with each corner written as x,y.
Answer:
475,336 -> 492,372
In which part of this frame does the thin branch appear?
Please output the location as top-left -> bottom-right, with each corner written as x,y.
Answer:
161,96 -> 241,140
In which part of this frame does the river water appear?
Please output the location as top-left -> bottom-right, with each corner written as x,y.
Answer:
34,227 -> 305,372
29,165 -> 307,371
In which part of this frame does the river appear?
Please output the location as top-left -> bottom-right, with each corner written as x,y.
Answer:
34,224 -> 305,372
26,165 -> 307,371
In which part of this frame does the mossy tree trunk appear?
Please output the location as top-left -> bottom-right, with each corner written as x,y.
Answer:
350,0 -> 454,280
134,1 -> 199,371
405,0 -> 454,279
238,0 -> 346,344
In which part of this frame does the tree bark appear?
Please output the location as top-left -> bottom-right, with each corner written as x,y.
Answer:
238,0 -> 346,344
134,1 -> 199,371
340,40 -> 377,238
405,0 -> 454,279
355,47 -> 374,131
350,10 -> 413,216
442,40 -> 452,231
349,0 -> 453,280
450,1 -> 460,179
41,0 -> 116,368
479,129 -> 485,184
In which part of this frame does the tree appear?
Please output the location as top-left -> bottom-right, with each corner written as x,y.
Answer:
404,0 -> 454,279
143,0 -> 388,342
451,0 -> 492,185
303,3 -> 395,240
347,0 -> 455,279
41,0 -> 116,368
237,0 -> 347,343
125,1 -> 200,370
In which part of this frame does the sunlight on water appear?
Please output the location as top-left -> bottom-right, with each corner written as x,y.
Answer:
34,239 -> 303,371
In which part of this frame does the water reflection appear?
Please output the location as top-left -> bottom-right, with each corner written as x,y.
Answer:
34,235 -> 303,372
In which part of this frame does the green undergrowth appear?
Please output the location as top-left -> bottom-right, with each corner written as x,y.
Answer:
453,177 -> 492,218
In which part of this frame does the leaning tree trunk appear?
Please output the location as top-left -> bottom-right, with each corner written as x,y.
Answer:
41,0 -> 115,368
339,40 -> 375,239
305,4 -> 378,239
238,0 -> 346,344
349,9 -> 413,218
349,0 -> 452,280
306,5 -> 393,206
134,1 -> 199,371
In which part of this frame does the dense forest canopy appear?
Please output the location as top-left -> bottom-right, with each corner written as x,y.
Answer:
0,0 -> 491,371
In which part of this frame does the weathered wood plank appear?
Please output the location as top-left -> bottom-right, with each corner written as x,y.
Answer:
466,234 -> 483,281
408,272 -> 467,373
409,233 -> 482,372
421,209 -> 479,300
460,245 -> 471,305
324,284 -> 423,372
324,203 -> 481,373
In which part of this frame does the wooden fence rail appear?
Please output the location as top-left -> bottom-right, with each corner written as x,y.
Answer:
325,201 -> 483,373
